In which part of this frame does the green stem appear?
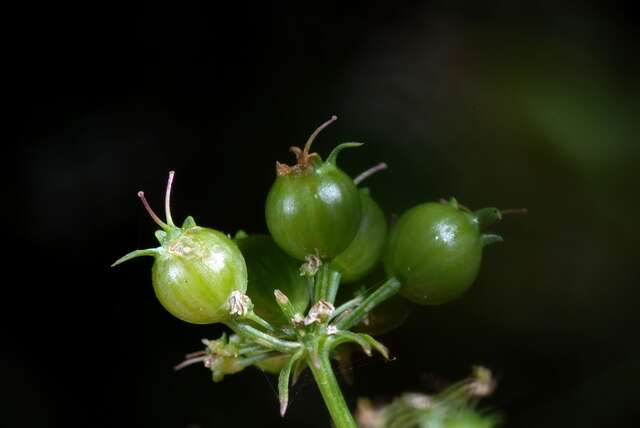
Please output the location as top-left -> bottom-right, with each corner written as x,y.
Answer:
331,296 -> 363,322
244,311 -> 276,333
238,351 -> 281,368
336,277 -> 401,330
237,344 -> 269,355
307,344 -> 357,428
227,320 -> 301,354
314,264 -> 342,304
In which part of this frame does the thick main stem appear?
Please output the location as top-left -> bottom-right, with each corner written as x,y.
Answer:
307,344 -> 357,428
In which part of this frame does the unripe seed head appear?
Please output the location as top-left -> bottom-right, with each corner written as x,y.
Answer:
113,172 -> 247,324
266,116 -> 363,261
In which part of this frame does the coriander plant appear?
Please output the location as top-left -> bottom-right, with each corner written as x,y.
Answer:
113,116 -> 514,427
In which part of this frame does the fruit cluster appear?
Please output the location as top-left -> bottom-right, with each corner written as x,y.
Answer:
113,116 -> 508,427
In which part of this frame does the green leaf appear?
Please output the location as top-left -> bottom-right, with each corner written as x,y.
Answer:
278,351 -> 303,416
111,248 -> 159,267
328,331 -> 372,356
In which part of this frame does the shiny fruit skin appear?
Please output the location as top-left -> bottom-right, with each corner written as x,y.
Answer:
236,234 -> 309,326
331,189 -> 387,283
384,202 -> 482,305
266,162 -> 361,260
151,226 -> 247,324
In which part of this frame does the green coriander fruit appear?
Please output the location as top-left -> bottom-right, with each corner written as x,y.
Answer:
265,116 -> 362,260
235,233 -> 309,326
384,198 -> 502,305
331,188 -> 387,283
442,408 -> 498,428
112,172 -> 247,324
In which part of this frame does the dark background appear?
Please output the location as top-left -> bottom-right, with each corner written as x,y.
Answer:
7,1 -> 640,427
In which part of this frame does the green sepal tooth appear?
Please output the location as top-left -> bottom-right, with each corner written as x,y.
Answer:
481,233 -> 503,247
448,197 -> 459,209
474,207 -> 502,230
234,229 -> 249,240
111,248 -> 159,267
154,230 -> 167,243
181,216 -> 197,229
278,350 -> 303,417
326,142 -> 363,166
